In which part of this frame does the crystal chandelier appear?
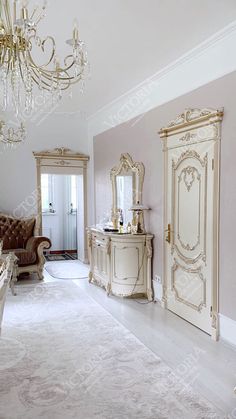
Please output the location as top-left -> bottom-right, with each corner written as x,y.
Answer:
0,119 -> 26,144
0,0 -> 88,115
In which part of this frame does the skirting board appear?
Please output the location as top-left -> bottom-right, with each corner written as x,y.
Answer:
219,314 -> 236,347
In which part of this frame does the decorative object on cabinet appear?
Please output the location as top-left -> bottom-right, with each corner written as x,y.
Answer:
88,228 -> 153,301
110,153 -> 145,229
130,202 -> 150,234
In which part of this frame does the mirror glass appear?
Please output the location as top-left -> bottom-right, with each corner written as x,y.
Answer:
116,172 -> 133,225
110,154 -> 144,230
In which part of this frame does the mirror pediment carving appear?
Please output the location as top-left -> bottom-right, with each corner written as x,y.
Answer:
33,148 -> 89,161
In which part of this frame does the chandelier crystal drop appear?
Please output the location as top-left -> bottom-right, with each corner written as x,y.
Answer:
0,119 -> 26,144
0,0 -> 89,115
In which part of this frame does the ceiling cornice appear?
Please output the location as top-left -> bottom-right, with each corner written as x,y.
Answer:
88,19 -> 236,137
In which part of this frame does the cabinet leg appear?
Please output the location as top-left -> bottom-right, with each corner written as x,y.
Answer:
147,289 -> 153,302
106,283 -> 111,296
161,298 -> 167,309
11,264 -> 18,296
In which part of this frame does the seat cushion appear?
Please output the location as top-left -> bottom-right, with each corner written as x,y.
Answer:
4,249 -> 37,267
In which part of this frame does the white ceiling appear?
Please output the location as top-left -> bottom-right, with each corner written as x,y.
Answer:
39,0 -> 236,116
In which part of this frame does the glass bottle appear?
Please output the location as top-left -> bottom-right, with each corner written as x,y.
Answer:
119,209 -> 124,234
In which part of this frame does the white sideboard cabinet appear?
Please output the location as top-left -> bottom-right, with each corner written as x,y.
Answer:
88,228 -> 153,301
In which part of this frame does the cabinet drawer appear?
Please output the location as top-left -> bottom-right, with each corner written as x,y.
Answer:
92,233 -> 107,247
95,239 -> 107,248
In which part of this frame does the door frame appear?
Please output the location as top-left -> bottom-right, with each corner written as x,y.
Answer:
33,147 -> 90,263
159,108 -> 224,340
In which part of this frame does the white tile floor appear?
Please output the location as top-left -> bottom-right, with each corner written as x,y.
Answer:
18,263 -> 236,417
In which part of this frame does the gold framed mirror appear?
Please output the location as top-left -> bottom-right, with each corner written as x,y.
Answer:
110,153 -> 145,226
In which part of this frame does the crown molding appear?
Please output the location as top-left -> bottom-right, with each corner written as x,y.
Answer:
88,20 -> 236,137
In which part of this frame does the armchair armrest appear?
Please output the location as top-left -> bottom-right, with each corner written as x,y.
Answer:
26,236 -> 51,253
24,236 -> 51,280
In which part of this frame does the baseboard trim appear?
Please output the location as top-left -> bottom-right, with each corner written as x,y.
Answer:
219,314 -> 236,347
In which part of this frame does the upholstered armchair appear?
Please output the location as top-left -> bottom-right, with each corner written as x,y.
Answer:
0,214 -> 51,280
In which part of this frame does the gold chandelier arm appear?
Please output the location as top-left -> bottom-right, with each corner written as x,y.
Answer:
28,46 -> 83,79
63,54 -> 79,72
28,51 -> 83,85
29,63 -> 71,91
28,35 -> 56,69
31,67 -> 58,91
31,72 -> 52,91
21,50 -> 66,94
38,69 -> 71,90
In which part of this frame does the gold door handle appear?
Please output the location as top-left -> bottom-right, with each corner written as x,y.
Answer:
165,224 -> 171,244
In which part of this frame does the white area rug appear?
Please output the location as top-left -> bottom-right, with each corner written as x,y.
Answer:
45,260 -> 89,279
0,282 -> 220,419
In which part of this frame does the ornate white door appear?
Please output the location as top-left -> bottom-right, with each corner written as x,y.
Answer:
160,109 -> 224,339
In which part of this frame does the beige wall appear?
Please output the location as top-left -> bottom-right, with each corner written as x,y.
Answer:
94,71 -> 236,322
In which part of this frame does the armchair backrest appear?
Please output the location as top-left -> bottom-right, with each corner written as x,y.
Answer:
0,214 -> 36,250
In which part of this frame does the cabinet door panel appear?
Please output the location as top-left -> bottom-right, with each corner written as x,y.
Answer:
92,244 -> 99,272
112,243 -> 144,286
91,238 -> 109,286
100,246 -> 108,277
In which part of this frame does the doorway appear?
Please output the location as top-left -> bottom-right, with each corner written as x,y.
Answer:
41,174 -> 81,261
33,148 -> 89,264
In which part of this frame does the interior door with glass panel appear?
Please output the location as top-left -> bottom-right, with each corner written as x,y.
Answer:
160,109 -> 223,339
65,175 -> 78,258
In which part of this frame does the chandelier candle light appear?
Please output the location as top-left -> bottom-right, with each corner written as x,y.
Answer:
0,0 -> 88,115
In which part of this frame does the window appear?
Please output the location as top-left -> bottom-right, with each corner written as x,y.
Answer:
41,174 -> 54,213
